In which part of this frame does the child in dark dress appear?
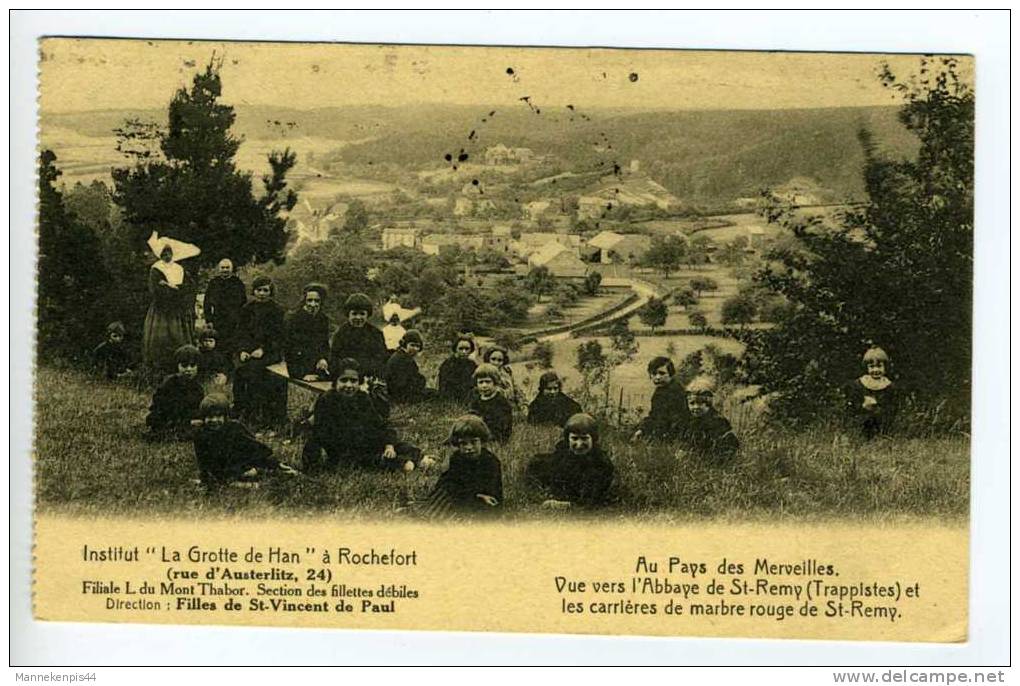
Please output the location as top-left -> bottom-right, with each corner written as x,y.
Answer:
526,413 -> 614,509
631,356 -> 691,443
843,346 -> 897,439
419,415 -> 503,518
146,344 -> 204,440
193,394 -> 298,489
233,276 -> 289,430
680,376 -> 739,463
527,371 -> 583,427
93,321 -> 134,380
284,283 -> 331,381
384,330 -> 436,404
302,358 -> 431,473
329,293 -> 389,382
468,363 -> 514,443
196,325 -> 231,387
437,335 -> 477,405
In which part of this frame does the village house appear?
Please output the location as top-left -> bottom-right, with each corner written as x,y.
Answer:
381,227 -> 422,251
576,170 -> 683,220
287,198 -> 347,247
524,199 -> 557,222
588,231 -> 652,265
484,144 -> 535,166
511,232 -> 581,259
527,242 -> 589,278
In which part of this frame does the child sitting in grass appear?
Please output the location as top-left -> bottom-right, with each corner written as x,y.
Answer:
482,345 -> 520,407
302,358 -> 432,473
680,376 -> 739,462
419,415 -> 503,518
526,412 -> 614,509
146,344 -> 204,440
384,330 -> 436,404
196,325 -> 230,387
527,371 -> 583,427
468,363 -> 514,443
193,394 -> 298,490
844,345 -> 897,439
93,321 -> 134,380
631,356 -> 691,443
437,335 -> 478,405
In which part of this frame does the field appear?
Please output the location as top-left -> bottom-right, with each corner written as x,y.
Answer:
35,365 -> 969,522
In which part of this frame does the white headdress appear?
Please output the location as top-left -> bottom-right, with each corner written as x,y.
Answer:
148,231 -> 200,287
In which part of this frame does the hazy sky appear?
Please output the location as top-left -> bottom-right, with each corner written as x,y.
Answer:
39,38 -> 971,113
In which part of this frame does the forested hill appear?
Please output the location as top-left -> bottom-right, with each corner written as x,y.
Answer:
42,104 -> 916,205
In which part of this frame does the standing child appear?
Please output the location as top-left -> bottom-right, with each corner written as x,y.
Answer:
844,345 -> 897,439
330,293 -> 389,381
284,283 -> 332,381
93,321 -> 134,380
630,356 -> 691,443
193,394 -> 298,489
382,312 -> 407,353
526,413 -> 614,509
196,325 -> 231,387
527,371 -> 583,427
421,415 -> 503,518
437,335 -> 478,405
146,344 -> 204,439
302,358 -> 429,473
469,363 -> 514,443
233,276 -> 288,430
680,376 -> 739,462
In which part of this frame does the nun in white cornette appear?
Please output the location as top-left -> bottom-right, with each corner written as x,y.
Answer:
143,231 -> 201,375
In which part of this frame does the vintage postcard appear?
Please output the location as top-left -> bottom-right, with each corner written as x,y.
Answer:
32,38 -> 973,642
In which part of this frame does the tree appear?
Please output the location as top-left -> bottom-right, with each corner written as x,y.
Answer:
689,276 -> 719,297
672,287 -> 698,310
575,340 -> 607,382
720,293 -> 757,328
638,297 -> 668,332
687,235 -> 713,266
37,151 -> 111,360
744,57 -> 974,423
640,234 -> 686,277
112,59 -> 297,270
342,199 -> 369,236
524,265 -> 555,301
533,341 -> 554,369
689,311 -> 708,331
583,270 -> 603,296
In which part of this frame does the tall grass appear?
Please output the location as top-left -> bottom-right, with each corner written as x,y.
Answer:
33,366 -> 969,521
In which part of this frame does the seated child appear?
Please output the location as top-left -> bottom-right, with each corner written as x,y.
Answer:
146,344 -> 204,439
631,356 -> 691,443
329,293 -> 389,381
679,376 -> 739,462
302,358 -> 428,473
196,325 -> 231,386
193,394 -> 298,489
284,283 -> 332,382
437,335 -> 478,404
385,330 -> 436,404
527,371 -> 583,427
93,321 -> 133,380
843,345 -> 897,439
526,413 -> 614,509
482,345 -> 520,407
420,415 -> 503,518
468,363 -> 514,443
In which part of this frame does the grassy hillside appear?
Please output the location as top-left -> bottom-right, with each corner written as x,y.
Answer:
35,365 -> 968,521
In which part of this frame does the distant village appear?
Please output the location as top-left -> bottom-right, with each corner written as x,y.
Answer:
284,143 -> 791,278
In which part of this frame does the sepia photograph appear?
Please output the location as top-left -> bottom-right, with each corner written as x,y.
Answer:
35,38 -> 974,526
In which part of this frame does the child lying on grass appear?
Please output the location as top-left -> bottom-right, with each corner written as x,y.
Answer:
527,371 -> 583,428
193,394 -> 298,490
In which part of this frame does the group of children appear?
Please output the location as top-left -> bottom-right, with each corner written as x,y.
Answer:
95,275 -> 897,515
